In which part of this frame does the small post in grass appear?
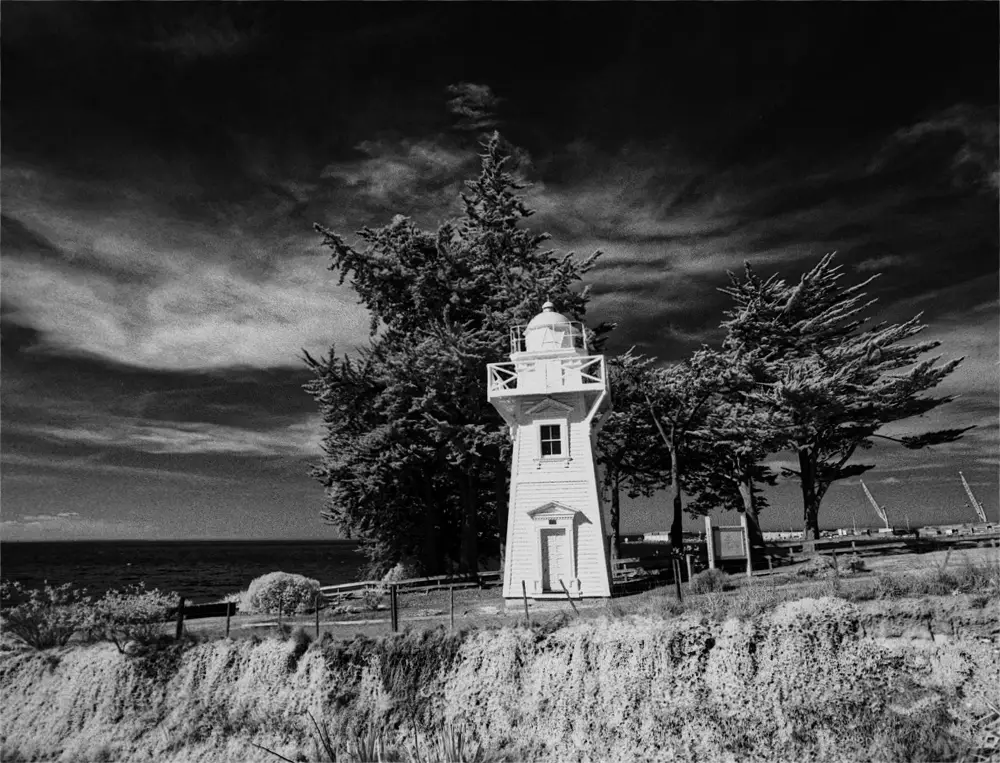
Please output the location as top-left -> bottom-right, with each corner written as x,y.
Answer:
559,580 -> 579,616
390,584 -> 399,632
315,592 -> 320,639
741,513 -> 752,578
175,594 -> 185,640
521,580 -> 529,623
277,599 -> 283,630
673,558 -> 683,602
225,602 -> 232,639
685,554 -> 693,582
449,585 -> 455,631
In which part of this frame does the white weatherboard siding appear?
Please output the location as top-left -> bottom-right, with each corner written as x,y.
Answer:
500,392 -> 612,599
490,306 -> 613,600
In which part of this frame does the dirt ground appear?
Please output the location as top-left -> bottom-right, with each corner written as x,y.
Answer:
177,543 -> 999,643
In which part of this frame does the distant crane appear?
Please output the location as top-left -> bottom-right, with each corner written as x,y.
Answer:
959,471 -> 989,524
860,479 -> 890,531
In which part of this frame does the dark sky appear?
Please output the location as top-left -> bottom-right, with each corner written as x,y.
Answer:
2,3 -> 997,540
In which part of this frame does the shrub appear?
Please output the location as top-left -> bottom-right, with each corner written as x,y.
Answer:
795,554 -> 837,579
90,584 -> 177,653
689,568 -> 730,594
0,580 -> 92,650
241,572 -> 321,615
360,585 -> 384,611
285,627 -> 314,671
844,553 -> 867,573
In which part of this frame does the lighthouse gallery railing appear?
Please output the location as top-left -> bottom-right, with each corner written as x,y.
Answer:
486,355 -> 606,397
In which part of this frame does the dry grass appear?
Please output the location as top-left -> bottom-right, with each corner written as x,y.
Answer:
2,546 -> 998,762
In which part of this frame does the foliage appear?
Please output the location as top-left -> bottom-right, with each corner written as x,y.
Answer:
307,131 -> 609,574
0,580 -> 91,650
844,553 -> 867,573
851,560 -> 1000,601
89,584 -> 177,653
597,349 -> 670,556
645,349 -> 732,548
683,351 -> 785,546
720,253 -> 967,538
241,572 -> 320,616
688,568 -> 732,595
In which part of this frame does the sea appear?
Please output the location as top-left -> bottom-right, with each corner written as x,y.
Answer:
0,539 -> 367,603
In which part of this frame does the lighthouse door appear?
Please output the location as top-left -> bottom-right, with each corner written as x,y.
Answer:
540,528 -> 568,591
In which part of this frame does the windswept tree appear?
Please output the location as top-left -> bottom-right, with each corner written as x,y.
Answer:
721,253 -> 969,540
683,353 -> 785,547
306,133 -> 609,574
645,349 -> 732,550
597,350 -> 670,558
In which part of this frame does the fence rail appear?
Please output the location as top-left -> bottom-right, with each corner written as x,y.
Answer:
319,570 -> 501,599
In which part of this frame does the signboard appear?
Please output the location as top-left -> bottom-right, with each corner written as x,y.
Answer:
714,526 -> 747,559
705,513 -> 752,574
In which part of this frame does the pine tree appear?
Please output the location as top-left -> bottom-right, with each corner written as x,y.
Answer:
720,253 -> 969,540
306,133 -> 608,574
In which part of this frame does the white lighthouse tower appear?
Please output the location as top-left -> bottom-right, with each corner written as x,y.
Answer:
487,302 -> 613,599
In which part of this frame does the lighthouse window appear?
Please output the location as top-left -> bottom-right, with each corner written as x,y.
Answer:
540,424 -> 562,456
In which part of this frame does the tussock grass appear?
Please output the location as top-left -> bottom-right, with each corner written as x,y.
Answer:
3,566 -> 999,762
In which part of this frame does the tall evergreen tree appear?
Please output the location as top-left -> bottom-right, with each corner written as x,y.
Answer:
306,133 -> 608,574
720,253 -> 969,540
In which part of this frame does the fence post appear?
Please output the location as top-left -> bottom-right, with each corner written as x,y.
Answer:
450,586 -> 455,631
685,554 -> 693,582
705,515 -> 716,570
225,602 -> 232,639
390,584 -> 399,632
315,592 -> 320,639
559,580 -> 579,616
521,580 -> 529,623
673,558 -> 683,602
175,595 -> 185,640
741,513 -> 752,578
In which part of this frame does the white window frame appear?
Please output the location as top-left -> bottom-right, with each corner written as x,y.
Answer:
535,416 -> 569,464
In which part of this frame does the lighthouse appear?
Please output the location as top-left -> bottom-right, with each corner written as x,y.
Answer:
487,302 -> 613,599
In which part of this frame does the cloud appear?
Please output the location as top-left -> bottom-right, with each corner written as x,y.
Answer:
0,452 -> 239,483
1,193 -> 369,370
447,82 -> 502,132
854,254 -> 906,273
10,413 -> 323,458
0,511 -> 155,541
869,104 -> 999,193
320,139 -> 471,211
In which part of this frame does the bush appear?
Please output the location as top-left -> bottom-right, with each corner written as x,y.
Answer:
241,572 -> 320,615
844,553 -> 867,573
689,568 -> 730,594
0,581 -> 92,650
795,554 -> 837,579
90,584 -> 177,653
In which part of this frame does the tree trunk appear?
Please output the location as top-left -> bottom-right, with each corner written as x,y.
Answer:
419,489 -> 443,574
798,448 -> 821,541
610,480 -> 621,560
669,431 -> 683,551
460,473 -> 479,573
737,477 -> 765,548
495,456 -> 508,573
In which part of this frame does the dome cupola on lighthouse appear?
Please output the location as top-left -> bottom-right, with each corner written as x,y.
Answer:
522,301 -> 585,354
